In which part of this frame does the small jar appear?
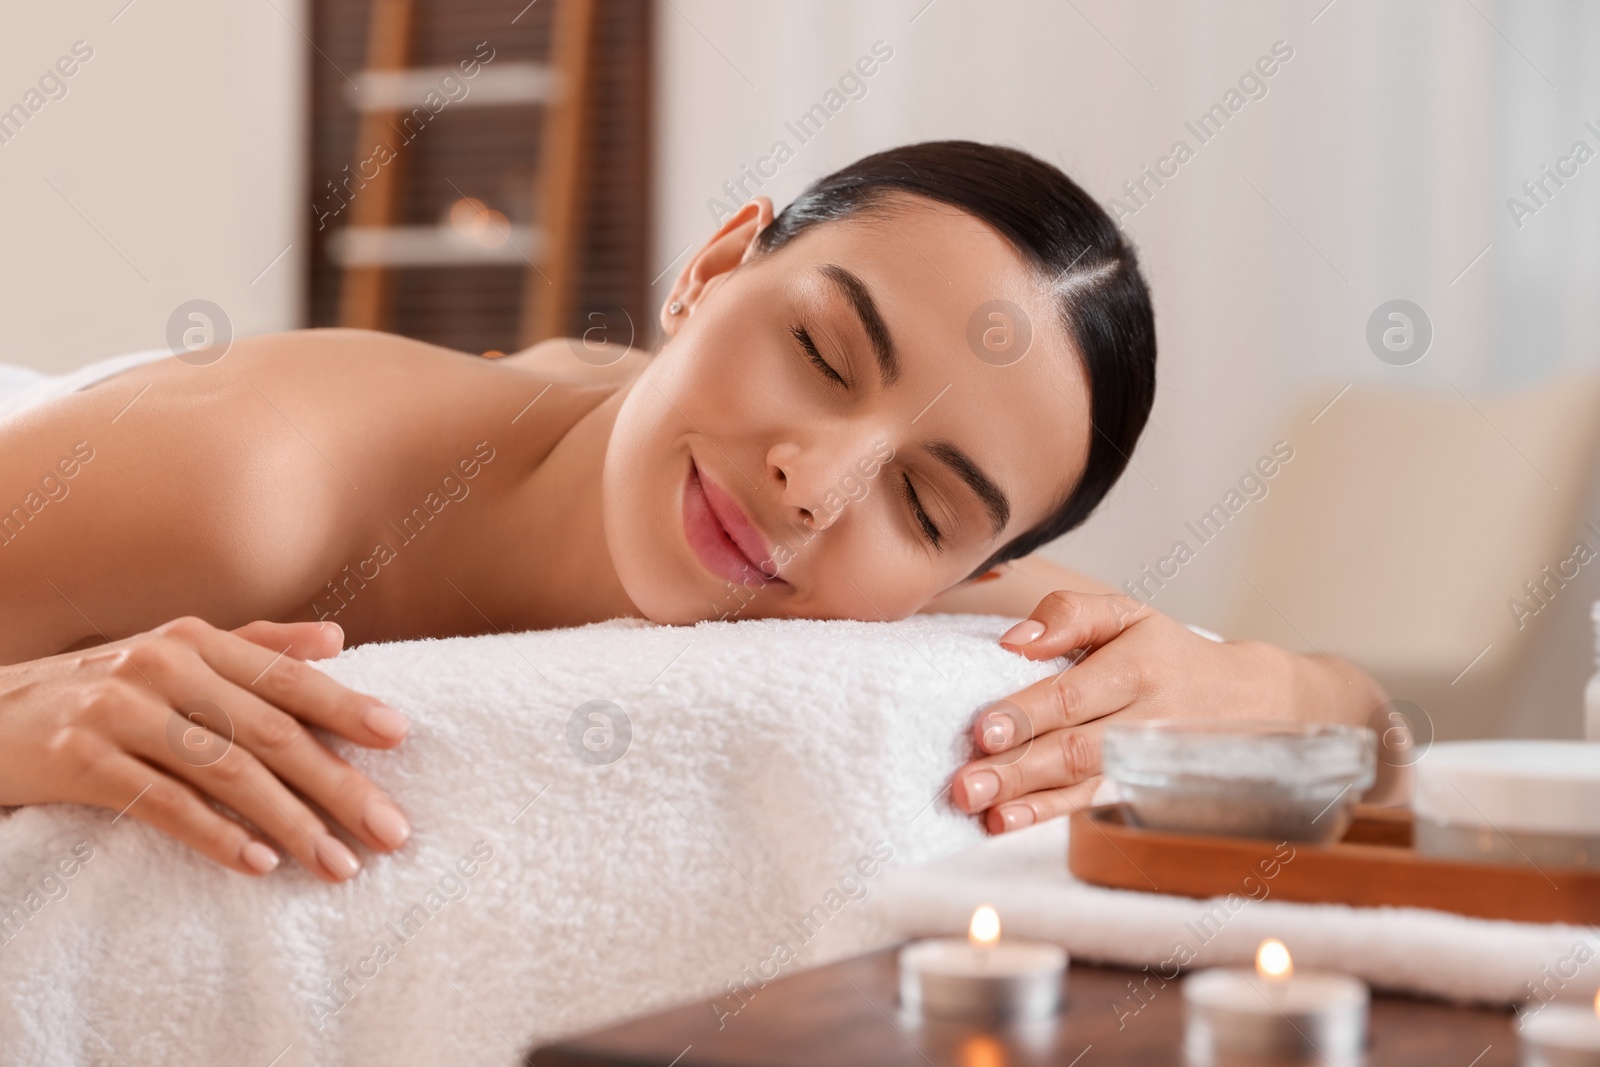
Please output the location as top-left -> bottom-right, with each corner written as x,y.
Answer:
1414,741 -> 1600,869
1101,722 -> 1376,844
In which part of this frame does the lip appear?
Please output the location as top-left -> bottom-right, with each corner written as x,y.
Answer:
682,458 -> 783,587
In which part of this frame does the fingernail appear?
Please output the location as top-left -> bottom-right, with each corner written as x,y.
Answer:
363,703 -> 409,741
316,834 -> 361,880
363,797 -> 411,849
981,711 -> 1015,752
320,621 -> 345,644
963,769 -> 1000,808
241,841 -> 280,874
1000,620 -> 1045,646
1000,804 -> 1037,832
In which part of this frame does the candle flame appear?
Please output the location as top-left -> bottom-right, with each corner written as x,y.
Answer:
1256,938 -> 1293,980
1593,989 -> 1599,1018
959,1034 -> 1006,1067
968,905 -> 1000,947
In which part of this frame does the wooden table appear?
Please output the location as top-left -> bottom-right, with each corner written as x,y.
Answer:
526,947 -> 1518,1066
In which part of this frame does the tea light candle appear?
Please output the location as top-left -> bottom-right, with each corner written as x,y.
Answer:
1184,939 -> 1368,1066
1521,992 -> 1600,1066
898,905 -> 1067,1023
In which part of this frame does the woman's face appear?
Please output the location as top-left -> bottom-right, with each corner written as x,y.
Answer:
602,193 -> 1093,625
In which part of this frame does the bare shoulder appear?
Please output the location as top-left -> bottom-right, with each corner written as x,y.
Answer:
0,328 -> 606,660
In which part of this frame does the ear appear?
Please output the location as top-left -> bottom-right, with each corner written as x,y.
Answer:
660,196 -> 775,336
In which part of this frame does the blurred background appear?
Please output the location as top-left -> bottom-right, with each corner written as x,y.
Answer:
3,0 -> 1597,741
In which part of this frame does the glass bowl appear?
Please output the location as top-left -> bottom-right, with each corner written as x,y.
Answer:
1101,721 -> 1377,844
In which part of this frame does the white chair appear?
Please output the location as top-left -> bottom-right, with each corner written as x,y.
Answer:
1218,374 -> 1600,740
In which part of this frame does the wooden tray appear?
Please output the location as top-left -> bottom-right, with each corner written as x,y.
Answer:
1068,803 -> 1600,925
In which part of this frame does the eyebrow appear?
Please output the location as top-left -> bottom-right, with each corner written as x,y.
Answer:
818,263 -> 900,387
924,440 -> 1011,537
813,264 -> 1009,538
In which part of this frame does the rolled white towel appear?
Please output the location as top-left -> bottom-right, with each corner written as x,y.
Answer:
0,613 -> 1063,1067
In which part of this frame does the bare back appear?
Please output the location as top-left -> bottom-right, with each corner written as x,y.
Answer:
0,329 -> 644,664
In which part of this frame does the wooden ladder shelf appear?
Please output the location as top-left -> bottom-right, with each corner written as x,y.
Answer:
333,0 -> 599,347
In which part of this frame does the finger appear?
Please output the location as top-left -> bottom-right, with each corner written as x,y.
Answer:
973,648 -> 1141,754
998,590 -> 1153,661
161,617 -> 407,748
118,699 -> 363,883
91,751 -> 283,877
233,619 -> 346,662
117,629 -> 407,863
212,675 -> 411,854
953,720 -> 1108,814
984,776 -> 1103,835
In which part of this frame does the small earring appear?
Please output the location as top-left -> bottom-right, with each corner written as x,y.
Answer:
668,301 -> 684,315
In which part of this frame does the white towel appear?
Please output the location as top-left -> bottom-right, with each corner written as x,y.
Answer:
0,614 -> 1058,1067
0,348 -> 171,422
874,817 -> 1600,1014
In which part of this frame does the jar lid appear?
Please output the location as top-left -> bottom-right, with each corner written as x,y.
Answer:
1414,740 -> 1600,836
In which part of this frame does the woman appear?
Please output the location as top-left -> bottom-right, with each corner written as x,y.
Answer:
0,141 -> 1397,884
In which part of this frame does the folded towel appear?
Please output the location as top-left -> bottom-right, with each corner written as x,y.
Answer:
874,818 -> 1600,1013
0,614 -> 1058,1067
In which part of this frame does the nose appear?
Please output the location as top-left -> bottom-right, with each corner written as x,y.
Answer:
767,430 -> 881,533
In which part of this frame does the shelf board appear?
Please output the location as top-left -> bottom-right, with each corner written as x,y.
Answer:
328,224 -> 543,267
343,62 -> 558,112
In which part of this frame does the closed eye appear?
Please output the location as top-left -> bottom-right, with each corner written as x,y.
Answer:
789,325 -> 846,387
899,473 -> 944,551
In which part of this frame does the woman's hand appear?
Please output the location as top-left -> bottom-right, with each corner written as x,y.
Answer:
951,590 -> 1394,832
0,616 -> 411,881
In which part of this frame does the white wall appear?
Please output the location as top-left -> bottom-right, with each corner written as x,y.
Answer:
0,0 -> 305,372
653,0 -> 1600,735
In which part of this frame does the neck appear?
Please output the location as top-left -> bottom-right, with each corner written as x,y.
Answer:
459,380 -> 643,631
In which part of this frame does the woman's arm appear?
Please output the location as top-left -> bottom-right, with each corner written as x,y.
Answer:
945,589 -> 1409,834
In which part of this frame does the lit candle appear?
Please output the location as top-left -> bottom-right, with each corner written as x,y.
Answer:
1183,938 -> 1368,1066
897,905 -> 1068,1023
1521,991 -> 1600,1066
